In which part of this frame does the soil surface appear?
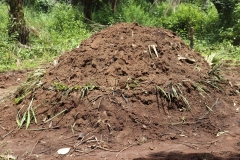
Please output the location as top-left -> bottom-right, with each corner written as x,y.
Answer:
0,23 -> 240,160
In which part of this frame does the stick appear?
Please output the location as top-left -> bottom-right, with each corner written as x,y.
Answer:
28,126 -> 60,131
207,139 -> 219,144
30,140 -> 39,155
156,86 -> 161,113
74,135 -> 95,149
121,94 -> 128,104
148,45 -> 153,58
170,121 -> 197,125
96,146 -> 119,152
175,142 -> 198,150
44,109 -> 67,123
0,124 -> 6,130
98,97 -> 103,111
38,149 -> 50,154
116,144 -> 135,157
152,45 -> 159,58
206,139 -> 219,147
199,98 -> 219,120
1,128 -> 17,139
64,134 -> 79,140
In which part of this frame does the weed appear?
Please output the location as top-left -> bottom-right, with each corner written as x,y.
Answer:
14,69 -> 45,104
180,95 -> 191,111
44,109 -> 67,123
52,82 -> 69,91
192,81 -> 210,98
16,98 -> 37,129
81,82 -> 99,98
208,62 -> 223,80
126,77 -> 139,90
156,82 -> 191,111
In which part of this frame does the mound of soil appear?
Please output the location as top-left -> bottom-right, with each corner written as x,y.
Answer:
1,23 -> 239,159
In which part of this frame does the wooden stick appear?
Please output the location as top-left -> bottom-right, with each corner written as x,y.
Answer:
30,140 -> 39,155
116,144 -> 135,157
1,128 -> 17,139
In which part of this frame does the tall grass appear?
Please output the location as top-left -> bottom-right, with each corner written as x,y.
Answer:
0,2 -> 91,71
0,1 -> 239,72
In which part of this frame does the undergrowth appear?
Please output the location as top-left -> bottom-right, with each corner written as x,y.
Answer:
0,1 -> 240,72
0,3 -> 91,71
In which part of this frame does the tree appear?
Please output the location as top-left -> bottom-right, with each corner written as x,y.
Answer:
210,0 -> 238,27
79,0 -> 117,20
7,0 -> 29,44
82,0 -> 93,20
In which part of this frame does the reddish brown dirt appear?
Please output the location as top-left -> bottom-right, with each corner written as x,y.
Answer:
0,23 -> 239,160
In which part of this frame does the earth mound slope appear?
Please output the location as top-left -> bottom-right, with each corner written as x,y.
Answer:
14,23 -> 239,151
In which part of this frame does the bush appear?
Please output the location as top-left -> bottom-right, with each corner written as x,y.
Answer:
231,2 -> 240,45
93,0 -> 155,26
157,2 -> 218,40
121,0 -> 154,26
0,3 -> 91,71
24,0 -> 54,13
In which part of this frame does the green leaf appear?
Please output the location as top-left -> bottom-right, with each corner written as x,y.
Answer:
20,112 -> 27,128
31,108 -> 37,124
26,108 -> 31,129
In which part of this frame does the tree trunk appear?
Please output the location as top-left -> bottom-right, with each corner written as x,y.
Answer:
111,0 -> 117,13
83,0 -> 93,20
7,0 -> 29,44
210,0 -> 238,27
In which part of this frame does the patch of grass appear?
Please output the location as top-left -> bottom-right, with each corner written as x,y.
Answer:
126,77 -> 139,90
52,82 -> 69,91
81,82 -> 99,99
195,40 -> 240,64
52,82 -> 79,96
14,69 -> 45,104
0,3 -> 91,71
156,82 -> 191,111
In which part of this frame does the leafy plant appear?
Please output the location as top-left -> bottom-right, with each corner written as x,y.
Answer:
81,82 -> 99,98
52,82 -> 69,91
156,83 -> 191,111
16,98 -> 37,129
0,3 -> 91,71
121,0 -> 154,26
14,69 -> 45,104
126,77 -> 139,90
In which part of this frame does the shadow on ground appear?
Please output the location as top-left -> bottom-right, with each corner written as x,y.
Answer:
133,151 -> 240,160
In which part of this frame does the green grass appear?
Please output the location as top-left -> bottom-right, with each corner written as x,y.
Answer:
0,1 -> 240,72
194,39 -> 240,65
0,3 -> 91,71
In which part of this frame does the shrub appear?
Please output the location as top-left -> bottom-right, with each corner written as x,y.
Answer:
121,0 -> 154,26
0,3 -> 91,71
157,2 -> 218,40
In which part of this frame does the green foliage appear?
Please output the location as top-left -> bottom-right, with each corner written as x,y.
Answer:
52,82 -> 69,91
93,0 -> 155,26
157,2 -> 218,40
16,98 -> 37,129
92,3 -> 116,25
0,3 -> 91,71
81,82 -> 99,98
220,2 -> 240,45
35,0 -> 53,12
0,1 -> 239,72
120,0 -> 155,26
23,0 -> 54,12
